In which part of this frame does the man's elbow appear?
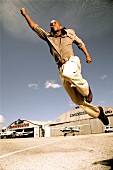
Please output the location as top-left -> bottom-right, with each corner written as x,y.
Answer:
78,44 -> 85,50
30,23 -> 35,29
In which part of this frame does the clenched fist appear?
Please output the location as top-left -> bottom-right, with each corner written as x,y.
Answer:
21,8 -> 27,16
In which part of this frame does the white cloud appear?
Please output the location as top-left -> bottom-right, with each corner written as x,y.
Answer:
28,83 -> 39,90
98,100 -> 105,104
45,80 -> 62,89
0,115 -> 5,123
100,75 -> 107,80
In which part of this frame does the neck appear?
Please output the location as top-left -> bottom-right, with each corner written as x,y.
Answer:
56,30 -> 62,35
51,26 -> 63,36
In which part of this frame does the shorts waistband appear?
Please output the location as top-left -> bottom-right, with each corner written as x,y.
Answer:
56,56 -> 71,67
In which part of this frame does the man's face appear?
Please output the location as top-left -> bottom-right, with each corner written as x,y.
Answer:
50,20 -> 61,32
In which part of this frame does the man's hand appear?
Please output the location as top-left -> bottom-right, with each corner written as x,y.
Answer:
81,46 -> 92,64
86,55 -> 92,64
21,8 -> 27,16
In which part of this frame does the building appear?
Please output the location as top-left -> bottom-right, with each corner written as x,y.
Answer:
5,106 -> 113,138
46,106 -> 113,137
7,119 -> 47,138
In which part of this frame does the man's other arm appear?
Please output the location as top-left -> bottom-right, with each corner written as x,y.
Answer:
81,45 -> 92,64
72,30 -> 92,64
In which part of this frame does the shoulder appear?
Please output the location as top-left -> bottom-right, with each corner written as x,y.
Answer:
46,31 -> 54,37
65,28 -> 76,37
66,28 -> 76,34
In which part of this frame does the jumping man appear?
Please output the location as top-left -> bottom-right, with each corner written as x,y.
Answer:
21,8 -> 109,126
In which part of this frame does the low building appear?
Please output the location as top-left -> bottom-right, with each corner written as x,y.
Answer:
46,106 -> 113,137
5,106 -> 113,138
7,119 -> 47,138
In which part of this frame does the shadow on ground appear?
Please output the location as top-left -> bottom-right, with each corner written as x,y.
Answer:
93,159 -> 113,170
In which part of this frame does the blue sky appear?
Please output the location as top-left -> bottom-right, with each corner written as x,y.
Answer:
0,0 -> 113,127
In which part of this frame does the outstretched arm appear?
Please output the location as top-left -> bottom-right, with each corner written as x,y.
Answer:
20,8 -> 36,29
20,8 -> 47,40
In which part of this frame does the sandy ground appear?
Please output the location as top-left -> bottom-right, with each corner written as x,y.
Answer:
0,133 -> 113,170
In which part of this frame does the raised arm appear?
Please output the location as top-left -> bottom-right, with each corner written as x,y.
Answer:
20,8 -> 48,40
21,8 -> 36,29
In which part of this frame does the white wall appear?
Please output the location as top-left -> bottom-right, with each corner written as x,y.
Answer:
34,127 -> 40,137
45,126 -> 50,137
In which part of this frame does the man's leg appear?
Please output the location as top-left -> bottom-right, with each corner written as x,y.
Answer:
62,56 -> 92,102
59,56 -> 109,125
62,79 -> 99,118
61,79 -> 109,125
85,86 -> 93,103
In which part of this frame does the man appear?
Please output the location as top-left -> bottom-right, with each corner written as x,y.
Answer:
21,8 -> 109,126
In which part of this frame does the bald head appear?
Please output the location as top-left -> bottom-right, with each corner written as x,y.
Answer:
50,20 -> 61,26
50,20 -> 62,33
